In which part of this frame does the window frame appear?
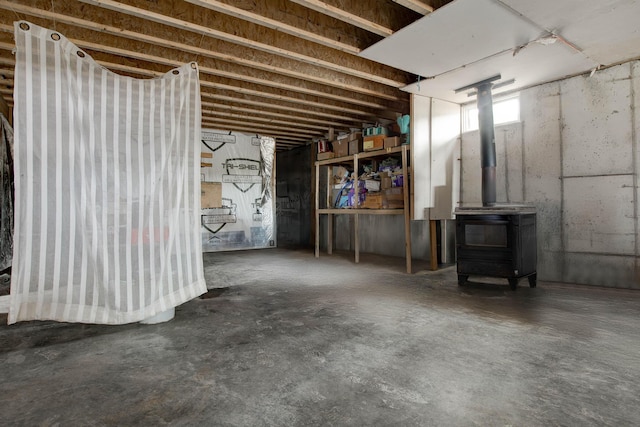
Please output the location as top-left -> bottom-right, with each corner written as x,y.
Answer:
462,93 -> 521,133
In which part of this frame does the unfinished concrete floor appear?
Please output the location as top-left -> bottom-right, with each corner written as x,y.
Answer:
0,248 -> 639,426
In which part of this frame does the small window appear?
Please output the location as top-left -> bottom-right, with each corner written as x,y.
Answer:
462,94 -> 520,133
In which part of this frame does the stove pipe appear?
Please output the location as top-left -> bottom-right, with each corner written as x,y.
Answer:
477,82 -> 497,207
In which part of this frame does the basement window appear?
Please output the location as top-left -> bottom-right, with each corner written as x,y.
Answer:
462,94 -> 520,133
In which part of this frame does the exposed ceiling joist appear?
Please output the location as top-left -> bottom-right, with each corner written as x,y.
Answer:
78,0 -> 404,87
0,0 -> 442,150
289,0 -> 393,37
185,0 -> 361,55
200,101 -> 352,129
0,1 -> 404,102
392,0 -> 434,15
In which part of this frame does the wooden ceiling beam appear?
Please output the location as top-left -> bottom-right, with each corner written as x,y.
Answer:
78,0 -> 405,87
0,1 -> 404,102
201,93 -> 360,124
0,31 -> 383,120
201,120 -> 310,141
289,0 -> 393,37
202,109 -> 330,132
392,0 -> 434,15
202,117 -> 320,138
185,0 -> 360,55
200,101 -> 353,129
74,37 -> 394,111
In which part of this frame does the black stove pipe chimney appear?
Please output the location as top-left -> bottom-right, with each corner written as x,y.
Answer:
477,82 -> 496,207
455,74 -> 502,207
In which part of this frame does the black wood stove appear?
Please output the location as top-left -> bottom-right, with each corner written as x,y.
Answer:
454,75 -> 537,290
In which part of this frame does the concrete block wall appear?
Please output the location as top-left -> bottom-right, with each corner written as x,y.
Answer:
461,60 -> 640,288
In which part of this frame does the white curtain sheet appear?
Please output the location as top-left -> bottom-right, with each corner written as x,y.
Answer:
9,21 -> 206,324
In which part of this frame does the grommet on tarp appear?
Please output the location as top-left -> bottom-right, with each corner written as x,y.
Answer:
172,69 -> 179,75
19,22 -> 30,31
77,51 -> 85,58
51,33 -> 60,41
190,62 -> 197,69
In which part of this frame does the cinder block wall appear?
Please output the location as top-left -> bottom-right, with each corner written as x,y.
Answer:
461,60 -> 640,288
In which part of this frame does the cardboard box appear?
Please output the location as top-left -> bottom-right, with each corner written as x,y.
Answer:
348,138 -> 363,155
381,175 -> 392,190
384,136 -> 401,149
363,135 -> 385,151
333,139 -> 349,157
201,182 -> 222,208
317,152 -> 335,160
383,187 -> 404,208
361,193 -> 383,209
364,179 -> 380,192
363,126 -> 388,137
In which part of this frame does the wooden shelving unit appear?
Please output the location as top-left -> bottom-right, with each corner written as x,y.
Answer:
314,145 -> 412,273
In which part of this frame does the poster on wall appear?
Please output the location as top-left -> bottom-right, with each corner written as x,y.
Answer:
200,129 -> 276,251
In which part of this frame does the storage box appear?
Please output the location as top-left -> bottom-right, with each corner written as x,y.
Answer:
384,136 -> 401,149
381,175 -> 392,190
363,135 -> 385,151
363,126 -> 388,137
317,152 -> 335,160
361,193 -> 383,209
333,139 -> 349,157
364,179 -> 380,192
383,188 -> 404,208
201,182 -> 222,208
317,140 -> 330,153
348,138 -> 363,155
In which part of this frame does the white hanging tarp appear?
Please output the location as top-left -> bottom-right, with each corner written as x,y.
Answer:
10,21 -> 206,324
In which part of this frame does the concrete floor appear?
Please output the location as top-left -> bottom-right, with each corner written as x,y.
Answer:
0,248 -> 639,426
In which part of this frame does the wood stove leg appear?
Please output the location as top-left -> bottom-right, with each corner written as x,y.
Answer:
458,275 -> 468,286
528,273 -> 537,288
508,278 -> 518,290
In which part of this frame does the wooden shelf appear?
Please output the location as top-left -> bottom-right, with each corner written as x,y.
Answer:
315,145 -> 410,166
314,144 -> 412,273
318,208 -> 405,215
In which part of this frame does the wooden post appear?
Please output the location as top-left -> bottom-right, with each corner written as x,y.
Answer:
402,145 -> 412,274
310,143 -> 316,249
314,161 -> 320,258
354,213 -> 360,264
430,219 -> 438,271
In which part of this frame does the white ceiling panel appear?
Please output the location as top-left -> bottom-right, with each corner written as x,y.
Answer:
402,41 -> 598,104
503,0 -> 640,65
359,0 -> 545,78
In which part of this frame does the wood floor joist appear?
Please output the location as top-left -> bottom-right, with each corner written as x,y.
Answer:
185,0 -> 361,55
77,0 -> 407,88
0,0 -> 444,150
288,0 -> 393,37
392,0 -> 434,15
0,1 -> 405,102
